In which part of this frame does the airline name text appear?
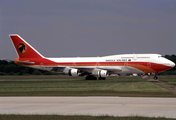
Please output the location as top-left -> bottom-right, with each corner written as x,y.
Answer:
106,59 -> 128,62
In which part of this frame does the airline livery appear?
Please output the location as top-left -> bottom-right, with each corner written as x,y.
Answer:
9,34 -> 175,80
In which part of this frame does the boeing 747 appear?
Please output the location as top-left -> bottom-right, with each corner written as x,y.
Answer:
9,34 -> 175,80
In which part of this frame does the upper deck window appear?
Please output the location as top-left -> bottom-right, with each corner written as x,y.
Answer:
137,57 -> 150,58
121,57 -> 133,59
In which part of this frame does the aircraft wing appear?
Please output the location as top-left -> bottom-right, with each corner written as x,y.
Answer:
3,59 -> 122,75
74,66 -> 122,74
47,65 -> 122,75
46,66 -> 93,74
98,66 -> 122,72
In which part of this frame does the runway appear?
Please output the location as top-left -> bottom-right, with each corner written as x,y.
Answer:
0,97 -> 176,118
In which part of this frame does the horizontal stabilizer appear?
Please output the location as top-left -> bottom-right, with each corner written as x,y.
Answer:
4,59 -> 35,65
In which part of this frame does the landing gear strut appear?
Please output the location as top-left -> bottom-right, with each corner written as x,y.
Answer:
154,74 -> 158,80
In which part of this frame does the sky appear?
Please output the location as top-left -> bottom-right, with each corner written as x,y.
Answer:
0,0 -> 176,59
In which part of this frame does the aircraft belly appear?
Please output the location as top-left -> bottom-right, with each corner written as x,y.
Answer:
73,66 -> 144,74
120,66 -> 144,74
26,64 -> 145,75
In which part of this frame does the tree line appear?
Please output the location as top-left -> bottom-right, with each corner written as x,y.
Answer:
0,60 -> 58,75
0,55 -> 176,76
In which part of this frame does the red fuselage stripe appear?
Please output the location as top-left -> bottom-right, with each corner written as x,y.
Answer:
15,58 -> 172,73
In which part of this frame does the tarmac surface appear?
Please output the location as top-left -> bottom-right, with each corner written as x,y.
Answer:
0,97 -> 176,118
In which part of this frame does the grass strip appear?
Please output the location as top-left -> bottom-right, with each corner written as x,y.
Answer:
157,75 -> 176,85
0,75 -> 174,97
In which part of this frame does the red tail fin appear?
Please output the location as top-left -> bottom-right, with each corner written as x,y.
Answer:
9,34 -> 44,58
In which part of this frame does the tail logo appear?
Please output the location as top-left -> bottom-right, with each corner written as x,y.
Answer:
17,43 -> 28,55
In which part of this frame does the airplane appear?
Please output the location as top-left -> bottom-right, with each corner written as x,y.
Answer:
8,34 -> 175,80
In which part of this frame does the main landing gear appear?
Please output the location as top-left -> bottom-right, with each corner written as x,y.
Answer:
85,75 -> 106,80
85,75 -> 97,80
98,77 -> 106,80
154,74 -> 158,80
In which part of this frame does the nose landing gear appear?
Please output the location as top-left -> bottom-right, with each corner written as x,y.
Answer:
154,73 -> 158,80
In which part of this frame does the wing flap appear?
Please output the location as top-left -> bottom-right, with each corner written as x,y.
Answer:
98,66 -> 122,72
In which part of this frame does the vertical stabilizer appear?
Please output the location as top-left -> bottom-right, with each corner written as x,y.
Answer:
9,34 -> 44,58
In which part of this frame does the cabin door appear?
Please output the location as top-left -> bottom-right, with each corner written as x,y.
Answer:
147,63 -> 151,67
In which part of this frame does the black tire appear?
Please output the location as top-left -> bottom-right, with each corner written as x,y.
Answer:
98,77 -> 106,80
154,76 -> 158,80
85,75 -> 97,80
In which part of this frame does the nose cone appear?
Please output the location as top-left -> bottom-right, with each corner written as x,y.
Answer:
170,61 -> 175,68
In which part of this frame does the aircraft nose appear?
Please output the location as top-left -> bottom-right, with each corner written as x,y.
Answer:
170,61 -> 175,68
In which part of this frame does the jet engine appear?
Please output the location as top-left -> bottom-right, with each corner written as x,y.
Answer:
98,70 -> 108,77
92,69 -> 108,77
63,68 -> 80,76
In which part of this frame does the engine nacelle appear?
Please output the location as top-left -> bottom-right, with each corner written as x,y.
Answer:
63,68 -> 79,76
92,69 -> 108,77
69,69 -> 79,76
98,70 -> 108,77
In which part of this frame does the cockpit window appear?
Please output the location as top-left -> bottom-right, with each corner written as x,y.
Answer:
158,56 -> 165,58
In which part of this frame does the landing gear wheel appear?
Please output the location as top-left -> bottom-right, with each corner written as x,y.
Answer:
85,75 -> 97,80
98,77 -> 106,80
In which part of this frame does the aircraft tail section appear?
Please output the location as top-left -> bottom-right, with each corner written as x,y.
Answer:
9,34 -> 44,58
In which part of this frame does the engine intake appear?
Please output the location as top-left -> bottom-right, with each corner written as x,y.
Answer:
92,69 -> 108,77
68,69 -> 79,76
98,70 -> 108,77
63,68 -> 79,76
